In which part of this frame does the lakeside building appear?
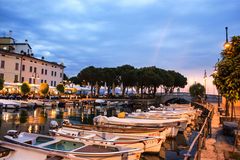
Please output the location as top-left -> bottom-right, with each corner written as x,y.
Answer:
0,36 -> 65,87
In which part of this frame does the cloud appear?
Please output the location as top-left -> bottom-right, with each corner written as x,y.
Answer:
117,0 -> 158,7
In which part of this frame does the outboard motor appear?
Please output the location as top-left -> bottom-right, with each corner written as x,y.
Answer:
7,130 -> 19,138
50,120 -> 59,129
62,119 -> 71,126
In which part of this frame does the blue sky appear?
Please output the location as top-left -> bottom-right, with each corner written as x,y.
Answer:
0,0 -> 239,93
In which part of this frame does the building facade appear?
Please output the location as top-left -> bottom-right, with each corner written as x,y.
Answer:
0,37 -> 65,87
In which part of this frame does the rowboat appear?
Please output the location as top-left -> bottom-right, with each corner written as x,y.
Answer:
93,115 -> 188,138
4,130 -> 143,160
50,126 -> 165,153
62,121 -> 166,137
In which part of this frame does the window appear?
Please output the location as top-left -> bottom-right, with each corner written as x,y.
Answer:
33,79 -> 36,84
29,78 -> 32,84
41,79 -> 43,83
15,63 -> 19,70
54,72 -> 56,77
0,73 -> 4,80
60,73 -> 62,78
14,75 -> 18,82
21,77 -> 24,82
0,60 -> 5,68
45,69 -> 47,75
51,81 -> 53,86
41,69 -> 44,74
30,66 -> 33,72
34,67 -> 37,73
44,80 -> 47,83
22,65 -> 25,71
51,71 -> 53,76
54,81 -> 56,87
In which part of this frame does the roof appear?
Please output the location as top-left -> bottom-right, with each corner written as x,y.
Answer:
0,43 -> 32,49
0,49 -> 65,68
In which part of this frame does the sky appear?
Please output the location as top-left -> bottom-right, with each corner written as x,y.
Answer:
0,0 -> 239,94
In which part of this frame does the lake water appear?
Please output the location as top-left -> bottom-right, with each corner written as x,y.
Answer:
0,104 -> 199,160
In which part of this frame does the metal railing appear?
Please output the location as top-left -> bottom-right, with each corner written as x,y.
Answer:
184,103 -> 214,160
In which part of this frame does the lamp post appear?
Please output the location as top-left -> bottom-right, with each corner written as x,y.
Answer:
203,70 -> 207,101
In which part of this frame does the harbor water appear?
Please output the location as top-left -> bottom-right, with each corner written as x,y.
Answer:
0,103 -> 199,160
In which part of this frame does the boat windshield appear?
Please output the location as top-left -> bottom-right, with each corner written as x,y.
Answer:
43,140 -> 85,151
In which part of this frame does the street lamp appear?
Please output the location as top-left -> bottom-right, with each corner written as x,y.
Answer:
224,27 -> 231,49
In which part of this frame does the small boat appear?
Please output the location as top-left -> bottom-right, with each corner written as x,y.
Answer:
4,130 -> 143,160
62,120 -> 166,137
50,126 -> 165,153
0,100 -> 20,109
93,115 -> 188,138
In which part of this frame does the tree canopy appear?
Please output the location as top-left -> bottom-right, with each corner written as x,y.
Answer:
76,65 -> 187,97
39,83 -> 49,96
213,36 -> 240,103
56,83 -> 65,94
0,78 -> 4,90
189,83 -> 205,101
20,82 -> 30,96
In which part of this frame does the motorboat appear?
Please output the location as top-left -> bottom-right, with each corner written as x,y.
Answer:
50,126 -> 165,153
61,119 -> 166,137
4,130 -> 143,160
0,100 -> 21,109
93,115 -> 188,138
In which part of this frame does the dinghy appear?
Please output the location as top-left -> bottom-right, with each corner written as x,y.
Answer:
4,130 -> 143,160
50,126 -> 165,153
93,116 -> 188,138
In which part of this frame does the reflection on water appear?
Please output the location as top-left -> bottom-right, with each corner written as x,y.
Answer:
0,105 -> 197,160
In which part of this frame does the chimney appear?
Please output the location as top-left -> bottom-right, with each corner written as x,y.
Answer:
25,39 -> 28,43
41,56 -> 45,60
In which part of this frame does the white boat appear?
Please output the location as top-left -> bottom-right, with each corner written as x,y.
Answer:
4,130 -> 143,160
50,126 -> 165,153
93,116 -> 188,138
0,100 -> 21,109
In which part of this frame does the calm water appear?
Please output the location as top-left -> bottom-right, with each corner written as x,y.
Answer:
0,104 -> 198,160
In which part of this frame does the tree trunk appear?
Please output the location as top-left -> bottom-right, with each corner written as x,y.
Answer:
122,86 -> 126,97
112,83 -> 115,96
90,85 -> 93,97
153,86 -> 157,97
225,99 -> 229,116
95,81 -> 98,97
140,85 -> 143,98
231,101 -> 234,121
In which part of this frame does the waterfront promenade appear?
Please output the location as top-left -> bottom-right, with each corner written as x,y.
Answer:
200,103 -> 239,160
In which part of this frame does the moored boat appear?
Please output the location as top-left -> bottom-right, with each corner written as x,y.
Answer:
93,115 -> 187,138
50,126 -> 165,153
4,130 -> 143,160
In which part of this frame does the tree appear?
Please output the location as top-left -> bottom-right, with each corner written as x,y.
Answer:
189,83 -> 205,101
20,82 -> 31,96
56,83 -> 64,94
63,73 -> 69,81
39,83 -> 49,97
0,78 -> 4,90
213,36 -> 240,120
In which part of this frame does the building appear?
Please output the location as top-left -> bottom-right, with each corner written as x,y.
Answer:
0,36 -> 65,87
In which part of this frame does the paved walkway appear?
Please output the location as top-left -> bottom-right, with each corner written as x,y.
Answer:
200,104 -> 236,160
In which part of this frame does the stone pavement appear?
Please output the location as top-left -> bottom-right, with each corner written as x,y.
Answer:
200,104 -> 235,160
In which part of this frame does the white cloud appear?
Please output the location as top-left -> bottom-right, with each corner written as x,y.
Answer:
52,0 -> 86,14
117,0 -> 158,7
